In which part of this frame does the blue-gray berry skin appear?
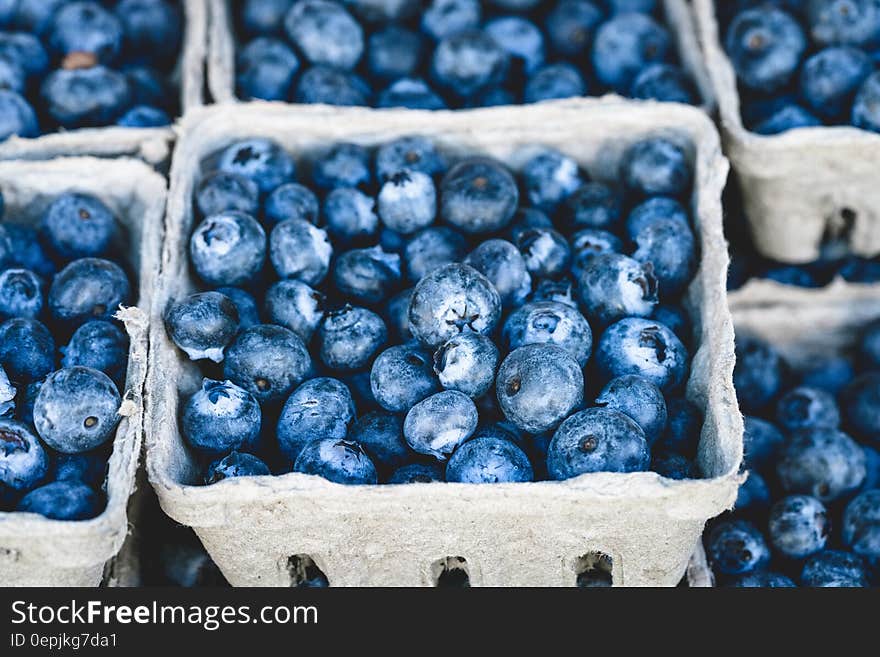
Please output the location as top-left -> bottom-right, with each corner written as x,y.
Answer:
524,62 -> 587,103
3,223 -> 55,278
293,438 -> 378,485
408,263 -> 501,349
33,366 -> 121,454
404,389 -> 478,460
0,418 -> 48,491
388,461 -> 444,484
269,218 -> 333,285
0,268 -> 43,320
776,386 -> 841,433
807,0 -> 880,48
378,170 -> 437,235
734,337 -> 786,414
318,305 -> 387,371
294,64 -> 371,106
853,71 -> 880,133
431,30 -> 508,99
277,377 -> 355,463
596,375 -> 667,445
578,253 -> 658,327
189,211 -> 267,287
562,182 -> 622,233
376,136 -> 448,181
311,142 -> 372,191
496,343 -> 584,434
742,415 -> 785,472
164,292 -> 239,363
61,320 -> 128,385
323,187 -> 378,245
206,451 -> 271,484
48,257 -> 131,327
16,481 -> 101,520
182,379 -> 261,457
528,277 -> 577,308
263,279 -> 324,342
706,520 -> 771,576
348,411 -> 410,474
368,25 -> 424,81
403,226 -> 467,283
729,572 -> 796,588
0,320 -> 55,388
800,47 -> 872,121
40,192 -> 117,260
514,225 -> 571,280
843,490 -> 880,560
422,0 -> 481,41
385,287 -> 413,341
725,7 -> 807,93
651,304 -> 690,344
264,182 -> 319,226
503,301 -> 592,368
592,13 -> 671,93
53,447 -> 108,488
842,372 -> 880,444
216,286 -> 261,330
570,229 -> 624,280
236,36 -> 300,101
49,1 -> 122,62
370,343 -> 439,412
777,428 -> 866,502
620,137 -> 692,199
650,452 -> 697,480
196,171 -> 260,218
768,495 -> 829,559
446,435 -> 533,483
625,197 -> 690,239
217,138 -> 295,194
0,365 -> 13,416
800,550 -> 868,587
595,318 -> 688,393
433,331 -> 498,399
464,239 -> 531,308
631,63 -> 696,104
631,217 -> 696,298
439,157 -> 519,234
284,0 -> 364,71
40,67 -> 131,129
223,324 -> 312,403
333,245 -> 402,305
547,407 -> 649,479
521,148 -> 583,213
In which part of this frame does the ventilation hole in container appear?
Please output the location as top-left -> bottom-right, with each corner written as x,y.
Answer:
575,552 -> 613,587
821,206 -> 858,255
286,554 -> 329,588
432,556 -> 470,587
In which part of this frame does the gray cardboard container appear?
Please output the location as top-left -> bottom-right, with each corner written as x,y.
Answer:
206,0 -> 715,111
0,157 -> 166,587
693,0 -> 880,264
145,99 -> 742,587
0,0 -> 209,166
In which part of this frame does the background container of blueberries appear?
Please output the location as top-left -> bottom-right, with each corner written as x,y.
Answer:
694,0 -> 880,265
0,156 -> 166,586
143,99 -> 740,587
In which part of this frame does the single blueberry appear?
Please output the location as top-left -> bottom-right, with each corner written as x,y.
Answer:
403,389 -> 478,460
807,0 -> 880,48
544,0 -> 603,57
631,63 -> 697,104
521,147 -> 584,213
596,375 -> 667,444
0,31 -> 48,78
656,398 -> 702,457
421,0 -> 481,41
769,495 -> 830,559
388,461 -> 444,484
485,16 -> 545,75
377,77 -> 447,110
240,0 -> 294,36
853,71 -> 880,132
464,239 -> 531,308
799,356 -> 856,397
124,66 -> 170,109
578,253 -> 659,327
0,418 -> 48,491
48,257 -> 131,328
743,415 -> 785,472
195,172 -> 260,218
284,0 -> 363,70
48,1 -> 123,64
53,448 -> 108,488
513,224 -> 571,280
293,438 -> 378,485
40,67 -> 132,129
734,336 -> 786,413
206,451 -> 271,484
651,452 -> 698,479
236,37 -> 300,101
569,229 -> 623,279
801,550 -> 868,587
377,170 -> 437,235
842,372 -> 880,443
432,30 -> 509,99
348,411 -> 410,474
632,217 -> 697,298
269,218 -> 332,285
277,377 -> 356,463
0,269 -> 42,320
0,318 -> 54,384
264,182 -> 319,226
706,520 -> 771,575
591,13 -> 671,93
182,379 -> 261,457
115,0 -> 182,64
800,47 -> 872,121
41,192 -> 117,261
367,26 -> 424,81
370,343 -> 439,412
334,246 -> 402,305
375,136 -> 448,181
440,157 -> 518,234
735,470 -> 771,513
595,318 -> 689,392
620,136 -> 692,199
216,286 -> 261,330
294,65 -> 371,106
503,300 -> 592,367
0,90 -> 38,140
776,386 -> 841,433
843,489 -> 880,560
312,142 -> 372,191
725,7 -> 807,93
189,211 -> 266,287
223,324 -> 312,403
403,226 -> 467,283
561,182 -> 623,233
777,427 -> 866,502
524,63 -> 587,103
61,320 -> 128,385
433,331 -> 499,399
16,481 -> 100,520
625,196 -> 690,239
323,188 -> 379,245
446,435 -> 533,483
317,305 -> 387,371
164,292 -> 239,363
217,138 -> 295,195
264,279 -> 324,342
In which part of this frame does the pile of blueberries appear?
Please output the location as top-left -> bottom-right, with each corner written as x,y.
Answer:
705,324 -> 880,586
163,133 -> 704,486
0,0 -> 182,142
0,192 -> 133,520
720,1 -> 880,135
235,0 -> 700,109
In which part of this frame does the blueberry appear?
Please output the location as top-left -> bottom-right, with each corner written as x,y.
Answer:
800,550 -> 868,587
568,230 -> 621,280
651,452 -> 697,479
323,188 -> 379,245
651,304 -> 690,343
496,344 -> 584,433
776,386 -> 841,433
34,367 -> 120,454
432,30 -> 508,99
115,0 -> 181,64
48,1 -> 122,64
463,239 -> 530,308
236,37 -> 299,101
277,377 -> 355,463
217,138 -> 295,195
164,292 -> 239,362
196,172 -> 260,218
433,331 -> 498,399
182,379 -> 261,457
735,470 -> 771,513
631,63 -> 697,104
269,218 -> 332,285
0,418 -> 48,491
734,336 -> 786,413
521,147 -> 584,213
348,411 -> 409,474
284,0 -> 363,70
0,31 -> 48,78
334,246 -> 402,305
862,320 -> 880,367
838,255 -> 880,282
0,90 -> 38,140
0,269 -> 42,320
404,226 -> 467,283
0,364 -> 12,415
116,105 -> 170,128
578,254 -> 658,327
316,145 -> 373,192
725,7 -> 807,93
768,495 -> 829,559
743,415 -> 785,471
843,489 -> 880,560
0,318 -> 54,384
0,51 -> 25,93
124,65 -> 170,108
632,218 -> 697,298
561,183 -> 623,233
485,16 -> 545,75
376,136 -> 448,181
264,279 -> 324,342
503,301 -> 592,367
544,0 -> 603,57
860,445 -> 880,492
777,427 -> 866,502
317,305 -> 387,371
377,171 -> 437,236
345,0 -> 421,23
596,375 -> 667,444
524,63 -> 587,103
547,407 -> 650,479
706,520 -> 771,575
370,343 -> 439,412
439,157 -> 518,234
853,71 -> 880,132
620,137 -> 692,199
8,0 -> 66,35
190,212 -> 266,287
1,225 -> 50,278
421,0 -> 481,41
61,320 -> 128,384
368,26 -> 423,81
753,103 -> 822,134
657,398 -> 702,457
807,0 -> 880,48
607,0 -> 658,12
216,286 -> 261,330
446,435 -> 533,483
53,448 -> 108,488
403,390 -> 478,460
16,481 -> 100,520
294,65 -> 370,106
408,263 -> 501,349
293,438 -> 378,485
264,183 -> 319,226
386,287 -> 413,341
592,13 -> 671,93
41,193 -> 117,260
513,224 -> 571,280
625,196 -> 690,238
842,372 -> 880,443
800,47 -> 872,121
40,67 -> 131,129
729,571 -> 796,587
240,0 -> 294,36
377,77 -> 447,110
223,324 -> 312,403
595,318 -> 689,392
206,451 -> 271,484
388,461 -> 444,484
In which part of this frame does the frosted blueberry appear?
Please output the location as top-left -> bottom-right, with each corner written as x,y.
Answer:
433,331 -> 499,399
164,292 -> 239,363
370,343 -> 439,412
264,279 -> 324,342
269,218 -> 332,285
294,438 -> 378,485
464,239 -> 531,308
277,377 -> 356,463
440,157 -> 518,234
223,324 -> 312,403
578,253 -> 658,327
446,435 -> 533,483
182,379 -> 261,457
317,305 -> 387,371
403,390 -> 478,460
0,418 -> 48,491
595,318 -> 688,392
503,300 -> 592,367
378,170 -> 437,235
189,211 -> 267,287
595,375 -> 667,444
